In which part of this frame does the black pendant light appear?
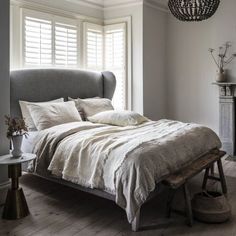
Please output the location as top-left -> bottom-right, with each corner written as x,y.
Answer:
168,0 -> 220,22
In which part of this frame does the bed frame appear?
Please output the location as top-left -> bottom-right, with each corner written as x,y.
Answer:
10,69 -> 223,231
10,68 -> 149,231
32,172 -> 162,231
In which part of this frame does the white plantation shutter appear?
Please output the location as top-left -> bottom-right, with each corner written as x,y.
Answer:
84,22 -> 127,109
55,21 -> 78,67
21,10 -> 128,108
23,10 -> 79,68
84,23 -> 103,71
24,16 -> 52,66
105,23 -> 126,110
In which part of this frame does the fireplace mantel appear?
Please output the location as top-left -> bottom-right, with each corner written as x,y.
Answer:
213,82 -> 236,157
213,82 -> 236,97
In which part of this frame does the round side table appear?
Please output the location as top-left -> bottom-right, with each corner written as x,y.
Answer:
0,153 -> 36,220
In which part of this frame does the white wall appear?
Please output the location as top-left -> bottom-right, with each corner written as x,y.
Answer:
104,5 -> 144,114
143,4 -> 168,120
167,0 -> 236,133
0,0 -> 10,204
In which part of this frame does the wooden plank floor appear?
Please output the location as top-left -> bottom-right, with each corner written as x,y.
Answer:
0,156 -> 236,236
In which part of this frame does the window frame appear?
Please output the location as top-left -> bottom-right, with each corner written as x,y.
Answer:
104,22 -> 127,110
21,8 -> 52,68
83,21 -> 129,110
11,4 -> 132,110
104,17 -> 132,111
83,22 -> 104,71
53,16 -> 80,68
21,8 -> 80,68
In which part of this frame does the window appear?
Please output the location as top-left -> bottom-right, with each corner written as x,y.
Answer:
11,7 -> 130,109
84,23 -> 127,110
54,21 -> 78,67
104,23 -> 126,110
22,9 -> 79,68
84,23 -> 103,71
24,16 -> 52,66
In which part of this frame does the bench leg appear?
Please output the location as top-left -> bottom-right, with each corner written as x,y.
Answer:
202,167 -> 210,191
210,163 -> 215,176
217,159 -> 227,195
183,183 -> 193,227
166,189 -> 176,218
131,208 -> 140,232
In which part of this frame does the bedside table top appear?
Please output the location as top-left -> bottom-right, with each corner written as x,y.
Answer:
0,153 -> 36,165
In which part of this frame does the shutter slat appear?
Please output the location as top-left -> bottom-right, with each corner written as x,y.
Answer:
85,23 -> 103,71
55,22 -> 78,67
105,24 -> 126,110
24,14 -> 79,68
24,16 -> 53,66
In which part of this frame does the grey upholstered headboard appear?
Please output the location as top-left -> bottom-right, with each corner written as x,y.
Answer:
10,69 -> 116,118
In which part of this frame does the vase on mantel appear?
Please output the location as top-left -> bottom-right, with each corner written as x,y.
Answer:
216,69 -> 227,83
11,135 -> 23,158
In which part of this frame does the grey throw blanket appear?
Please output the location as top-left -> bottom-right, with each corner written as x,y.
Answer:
31,119 -> 221,223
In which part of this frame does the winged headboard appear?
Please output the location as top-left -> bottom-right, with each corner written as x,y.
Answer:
10,69 -> 116,118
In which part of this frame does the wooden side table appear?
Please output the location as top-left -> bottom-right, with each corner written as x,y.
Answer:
0,153 -> 36,220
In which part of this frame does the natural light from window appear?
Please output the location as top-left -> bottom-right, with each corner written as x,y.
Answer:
11,8 -> 128,110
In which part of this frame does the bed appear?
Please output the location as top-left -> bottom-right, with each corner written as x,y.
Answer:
10,69 -> 222,231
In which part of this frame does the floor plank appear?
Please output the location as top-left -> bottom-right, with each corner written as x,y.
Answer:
0,158 -> 236,236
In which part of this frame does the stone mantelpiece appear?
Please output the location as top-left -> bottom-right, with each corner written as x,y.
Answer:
213,82 -> 236,157
213,82 -> 236,97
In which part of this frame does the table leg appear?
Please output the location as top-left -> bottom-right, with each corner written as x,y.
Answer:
2,164 -> 29,220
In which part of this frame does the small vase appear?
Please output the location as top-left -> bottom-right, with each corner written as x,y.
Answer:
216,71 -> 227,83
11,135 -> 23,158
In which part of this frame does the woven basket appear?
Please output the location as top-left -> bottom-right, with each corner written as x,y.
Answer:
192,191 -> 231,223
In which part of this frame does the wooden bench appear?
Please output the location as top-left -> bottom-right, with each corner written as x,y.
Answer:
162,149 -> 227,226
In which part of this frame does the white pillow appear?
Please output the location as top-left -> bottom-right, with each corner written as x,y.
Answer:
19,98 -> 64,131
68,97 -> 114,119
27,101 -> 82,131
88,110 -> 149,127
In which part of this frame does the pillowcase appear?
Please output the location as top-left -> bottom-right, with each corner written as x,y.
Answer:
19,98 -> 64,131
68,97 -> 114,120
27,101 -> 82,131
88,110 -> 149,127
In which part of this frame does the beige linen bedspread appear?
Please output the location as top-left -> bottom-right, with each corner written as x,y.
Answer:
32,119 -> 221,223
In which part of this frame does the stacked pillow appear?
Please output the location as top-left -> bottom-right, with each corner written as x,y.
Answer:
20,98 -> 82,131
87,110 -> 149,127
27,101 -> 82,131
68,97 -> 114,120
68,97 -> 148,126
19,97 -> 148,130
19,98 -> 64,131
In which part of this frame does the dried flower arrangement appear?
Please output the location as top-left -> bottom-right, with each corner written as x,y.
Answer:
5,115 -> 28,139
209,42 -> 236,74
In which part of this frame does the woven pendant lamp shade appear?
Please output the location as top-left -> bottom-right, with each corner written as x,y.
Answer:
168,0 -> 220,22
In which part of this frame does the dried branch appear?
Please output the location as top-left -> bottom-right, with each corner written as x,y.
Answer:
209,49 -> 220,69
209,42 -> 236,72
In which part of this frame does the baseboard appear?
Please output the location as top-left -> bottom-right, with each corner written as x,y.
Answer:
0,180 -> 10,205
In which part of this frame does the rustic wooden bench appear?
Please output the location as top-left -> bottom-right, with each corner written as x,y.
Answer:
162,149 -> 227,226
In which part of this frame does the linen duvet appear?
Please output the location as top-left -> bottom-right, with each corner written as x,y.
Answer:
31,119 -> 221,222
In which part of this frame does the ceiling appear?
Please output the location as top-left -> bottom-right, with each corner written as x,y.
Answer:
66,0 -> 168,10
